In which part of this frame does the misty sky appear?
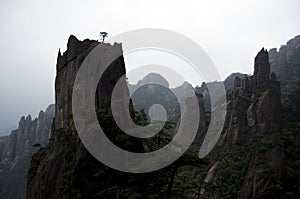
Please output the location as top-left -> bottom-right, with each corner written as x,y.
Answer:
0,0 -> 300,135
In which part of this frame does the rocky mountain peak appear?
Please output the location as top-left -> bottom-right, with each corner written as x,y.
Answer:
26,36 -> 136,199
253,48 -> 271,87
67,35 -> 80,47
224,47 -> 282,149
200,45 -> 288,198
56,35 -> 98,72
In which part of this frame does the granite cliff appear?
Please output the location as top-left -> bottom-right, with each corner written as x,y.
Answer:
26,36 -> 143,199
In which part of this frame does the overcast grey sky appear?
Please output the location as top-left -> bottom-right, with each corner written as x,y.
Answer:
0,0 -> 299,134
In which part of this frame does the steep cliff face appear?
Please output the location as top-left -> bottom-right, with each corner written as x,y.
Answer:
54,35 -> 99,130
0,136 -> 8,163
0,104 -> 54,199
26,36 -> 98,199
26,36 -> 140,199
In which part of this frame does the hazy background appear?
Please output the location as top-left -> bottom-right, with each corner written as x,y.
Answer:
0,0 -> 300,135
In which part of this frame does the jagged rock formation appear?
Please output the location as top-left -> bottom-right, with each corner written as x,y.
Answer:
233,49 -> 282,199
224,48 -> 281,145
0,104 -> 54,199
200,48 -> 284,199
26,36 -> 142,199
253,49 -> 271,88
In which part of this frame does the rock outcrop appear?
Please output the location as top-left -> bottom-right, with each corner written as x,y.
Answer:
0,104 -> 54,199
225,48 -> 281,146
26,36 -> 139,199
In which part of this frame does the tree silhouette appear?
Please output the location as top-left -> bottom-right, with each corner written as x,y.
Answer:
99,32 -> 108,42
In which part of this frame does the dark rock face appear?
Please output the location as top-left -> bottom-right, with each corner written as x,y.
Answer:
0,136 -> 8,163
26,36 -> 135,199
26,36 -> 99,199
253,48 -> 271,88
0,104 -> 54,199
55,36 -> 99,130
190,93 -> 207,147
